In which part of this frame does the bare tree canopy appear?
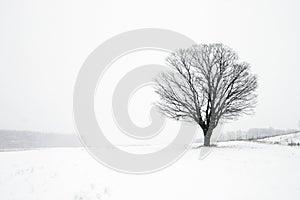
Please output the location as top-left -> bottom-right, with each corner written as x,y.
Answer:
155,44 -> 258,146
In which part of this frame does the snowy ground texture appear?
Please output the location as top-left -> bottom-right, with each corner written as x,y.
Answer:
0,141 -> 300,200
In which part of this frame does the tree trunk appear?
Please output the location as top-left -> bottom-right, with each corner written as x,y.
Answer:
204,129 -> 213,146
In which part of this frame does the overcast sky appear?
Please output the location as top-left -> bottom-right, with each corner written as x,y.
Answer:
0,0 -> 299,134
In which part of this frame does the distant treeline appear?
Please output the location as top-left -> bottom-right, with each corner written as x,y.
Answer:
0,130 -> 81,150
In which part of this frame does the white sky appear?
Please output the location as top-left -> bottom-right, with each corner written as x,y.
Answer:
0,0 -> 299,133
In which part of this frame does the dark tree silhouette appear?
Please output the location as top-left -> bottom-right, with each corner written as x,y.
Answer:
155,44 -> 258,146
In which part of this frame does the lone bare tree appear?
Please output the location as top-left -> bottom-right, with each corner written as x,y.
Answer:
155,44 -> 258,146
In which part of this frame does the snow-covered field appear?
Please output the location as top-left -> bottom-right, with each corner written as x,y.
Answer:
258,132 -> 300,145
0,141 -> 300,200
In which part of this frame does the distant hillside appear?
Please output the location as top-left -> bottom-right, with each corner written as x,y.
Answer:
218,128 -> 300,141
194,128 -> 300,144
257,132 -> 300,146
0,130 -> 81,150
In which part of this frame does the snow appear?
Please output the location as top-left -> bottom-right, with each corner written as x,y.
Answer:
258,132 -> 300,145
0,141 -> 300,200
